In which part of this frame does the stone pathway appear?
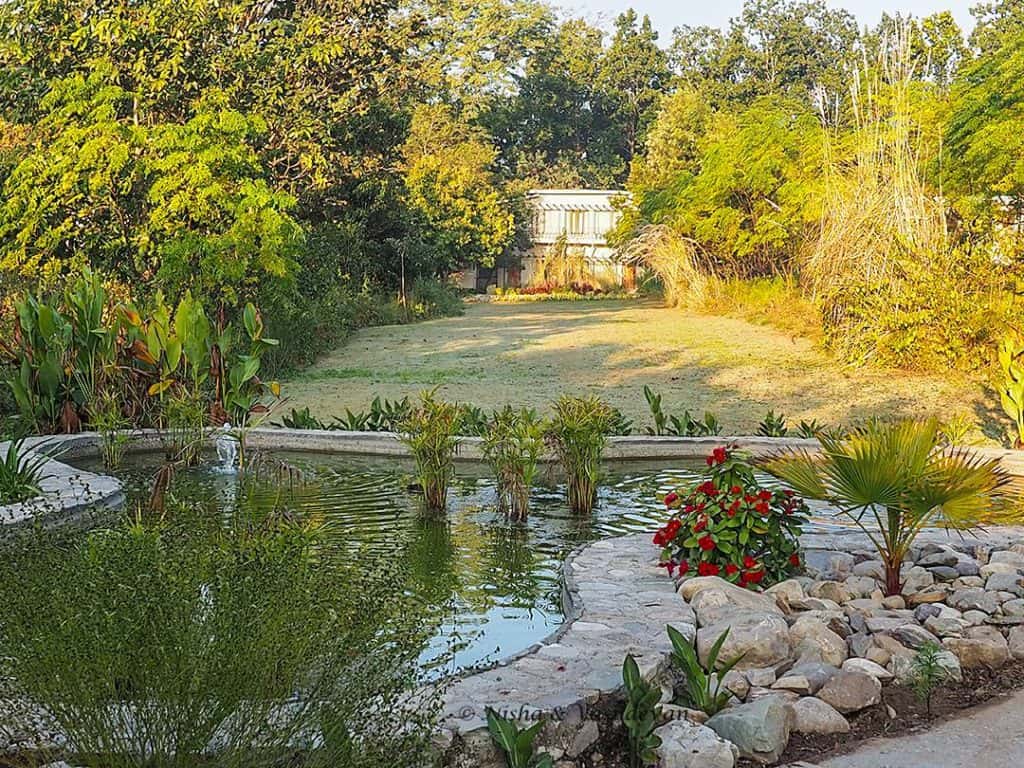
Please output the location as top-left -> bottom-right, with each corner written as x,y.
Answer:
818,689 -> 1024,768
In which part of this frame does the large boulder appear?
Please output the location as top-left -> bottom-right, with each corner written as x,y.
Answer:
948,588 -> 999,614
789,618 -> 848,667
943,626 -> 1010,669
697,612 -> 791,670
791,696 -> 850,735
684,578 -> 783,626
814,670 -> 882,714
654,720 -> 738,768
706,696 -> 794,765
1010,625 -> 1024,660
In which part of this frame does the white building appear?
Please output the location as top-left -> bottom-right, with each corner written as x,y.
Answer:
457,188 -> 629,291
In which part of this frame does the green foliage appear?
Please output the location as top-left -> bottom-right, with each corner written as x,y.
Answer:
545,396 -> 618,514
909,641 -> 952,715
763,419 -> 1012,596
656,446 -> 808,585
0,509 -> 442,768
485,707 -> 553,768
642,385 -> 720,437
667,624 -> 741,716
998,335 -> 1024,448
399,390 -> 464,513
482,407 -> 546,521
0,438 -> 49,504
757,410 -> 789,437
621,653 -> 662,768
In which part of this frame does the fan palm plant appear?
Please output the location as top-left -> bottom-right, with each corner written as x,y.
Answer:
762,419 -> 1012,596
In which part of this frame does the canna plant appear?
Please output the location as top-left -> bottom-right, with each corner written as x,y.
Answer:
621,653 -> 662,768
545,396 -> 618,514
763,419 -> 1011,596
481,406 -> 546,521
998,335 -> 1024,448
399,390 -> 463,513
667,625 -> 742,716
485,707 -> 553,768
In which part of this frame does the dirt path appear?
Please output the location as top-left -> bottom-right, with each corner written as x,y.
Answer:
281,299 -> 994,437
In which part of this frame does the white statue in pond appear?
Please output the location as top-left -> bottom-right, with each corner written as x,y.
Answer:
215,422 -> 239,471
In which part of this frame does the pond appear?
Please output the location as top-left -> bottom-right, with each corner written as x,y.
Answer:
68,450 -> 853,676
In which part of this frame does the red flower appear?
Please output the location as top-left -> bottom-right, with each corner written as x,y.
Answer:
697,481 -> 719,496
784,489 -> 795,497
730,485 -> 743,495
709,447 -> 728,465
653,529 -> 667,546
727,508 -> 736,517
725,563 -> 739,576
664,491 -> 679,507
745,569 -> 765,584
698,562 -> 720,577
693,516 -> 708,533
666,519 -> 682,537
744,494 -> 756,503
757,489 -> 772,502
743,555 -> 758,569
755,501 -> 770,515
679,560 -> 690,575
789,553 -> 801,567
698,535 -> 715,551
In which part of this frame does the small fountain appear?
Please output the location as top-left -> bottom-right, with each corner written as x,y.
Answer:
214,423 -> 239,473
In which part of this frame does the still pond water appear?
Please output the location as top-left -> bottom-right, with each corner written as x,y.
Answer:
76,451 -> 846,674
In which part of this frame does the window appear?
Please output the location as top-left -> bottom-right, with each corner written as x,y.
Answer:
567,209 -> 586,235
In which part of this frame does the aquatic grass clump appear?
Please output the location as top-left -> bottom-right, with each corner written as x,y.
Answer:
481,406 -> 546,521
0,508 -> 444,768
399,390 -> 463,512
0,438 -> 49,504
546,396 -> 618,514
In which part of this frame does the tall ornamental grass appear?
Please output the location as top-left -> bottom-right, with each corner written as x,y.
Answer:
481,407 -> 546,521
546,396 -> 618,514
399,390 -> 463,512
0,507 -> 443,768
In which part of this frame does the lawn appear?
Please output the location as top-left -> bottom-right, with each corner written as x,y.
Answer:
282,299 -> 1000,440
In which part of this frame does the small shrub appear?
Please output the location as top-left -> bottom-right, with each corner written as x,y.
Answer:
667,625 -> 741,716
482,407 -> 546,521
654,446 -> 809,585
277,406 -> 329,430
399,390 -> 463,512
795,419 -> 824,439
998,335 -> 1024,448
909,642 -> 951,715
763,419 -> 1011,595
757,410 -> 788,437
485,707 -> 553,768
545,396 -> 618,514
0,438 -> 49,504
622,653 -> 662,768
91,390 -> 131,470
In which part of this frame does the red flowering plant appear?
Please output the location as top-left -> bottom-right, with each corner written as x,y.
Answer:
653,446 -> 809,588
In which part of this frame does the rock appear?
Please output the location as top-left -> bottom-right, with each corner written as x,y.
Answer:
886,623 -> 941,650
963,610 -> 989,626
847,632 -> 872,658
1009,626 -> 1024,660
789,619 -> 848,667
791,697 -> 850,735
721,670 -> 750,700
918,550 -> 959,568
928,566 -> 960,582
843,576 -> 878,599
744,668 -> 777,688
907,589 -> 948,606
955,559 -> 981,577
697,612 -> 791,670
881,595 -> 906,610
989,550 -> 1024,567
853,560 -> 885,580
949,588 -> 999,614
766,579 -> 805,604
815,670 -> 882,714
841,657 -> 894,681
913,604 -> 943,622
706,696 -> 794,765
747,687 -> 799,704
809,581 -> 852,604
954,576 -> 986,589
943,626 -> 1010,669
865,647 -> 891,667
773,675 -> 812,695
663,704 -> 710,724
655,720 -> 739,768
901,566 -> 934,594
685,578 -> 783,626
986,572 -> 1024,597
980,562 -> 1020,579
566,720 -> 600,757
1004,598 -> 1024,617
891,650 -> 963,684
786,662 -> 839,694
924,616 -> 967,638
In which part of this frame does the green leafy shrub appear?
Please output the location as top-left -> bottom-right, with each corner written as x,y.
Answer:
545,396 -> 618,514
654,446 -> 809,585
757,410 -> 788,437
0,438 -> 49,504
764,419 -> 1011,595
485,707 -> 553,768
482,407 -> 546,521
667,625 -> 742,716
998,335 -> 1024,448
641,386 -> 718,436
0,510 -> 442,768
621,654 -> 662,768
909,641 -> 951,716
399,390 -> 464,512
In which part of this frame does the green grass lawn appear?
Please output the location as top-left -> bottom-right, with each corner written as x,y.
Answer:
281,299 -> 1002,441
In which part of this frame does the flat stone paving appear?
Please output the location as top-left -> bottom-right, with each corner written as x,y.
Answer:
438,533 -> 695,735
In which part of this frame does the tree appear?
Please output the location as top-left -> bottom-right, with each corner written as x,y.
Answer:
402,105 -> 515,274
915,12 -> 968,86
598,10 -> 671,162
970,0 -> 1024,53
